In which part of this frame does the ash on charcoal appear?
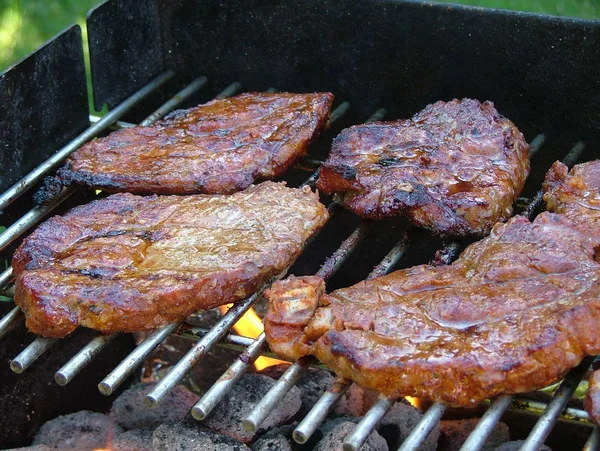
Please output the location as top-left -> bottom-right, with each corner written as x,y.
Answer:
495,441 -> 552,451
378,399 -> 439,451
314,420 -> 388,451
252,423 -> 296,451
112,427 -> 154,451
335,384 -> 379,417
152,422 -> 250,451
32,410 -> 123,449
439,418 -> 509,451
111,382 -> 198,430
204,373 -> 302,443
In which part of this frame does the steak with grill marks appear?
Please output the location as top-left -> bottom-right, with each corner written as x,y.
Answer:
265,161 -> 600,407
316,98 -> 530,237
53,92 -> 333,196
13,182 -> 329,338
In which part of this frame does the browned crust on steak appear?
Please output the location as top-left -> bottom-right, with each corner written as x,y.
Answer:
59,92 -> 333,195
316,98 -> 530,237
13,182 -> 329,337
266,161 -> 600,407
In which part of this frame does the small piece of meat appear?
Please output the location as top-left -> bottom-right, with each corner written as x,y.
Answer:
265,162 -> 600,407
316,98 -> 530,237
13,182 -> 328,337
58,92 -> 333,195
585,369 -> 600,425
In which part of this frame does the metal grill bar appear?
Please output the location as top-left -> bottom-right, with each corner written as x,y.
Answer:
215,81 -> 244,100
584,427 -> 600,451
146,290 -> 268,407
55,333 -> 117,386
293,378 -> 351,443
191,332 -> 268,420
99,323 -> 179,396
459,395 -> 513,451
139,76 -> 208,126
522,141 -> 585,219
243,357 -> 312,433
10,337 -> 58,373
0,186 -> 77,253
0,306 -> 22,340
521,357 -> 593,451
328,101 -> 352,126
0,267 -> 13,290
344,397 -> 395,451
0,71 -> 175,211
398,402 -> 446,451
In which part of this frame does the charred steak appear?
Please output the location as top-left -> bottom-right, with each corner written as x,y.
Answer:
265,161 -> 600,407
316,98 -> 530,237
13,182 -> 329,337
56,92 -> 333,195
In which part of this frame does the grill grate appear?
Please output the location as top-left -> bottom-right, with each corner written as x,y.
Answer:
0,72 -> 597,451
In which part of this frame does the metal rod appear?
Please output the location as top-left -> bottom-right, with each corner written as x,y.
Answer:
0,306 -> 23,340
528,134 -> 546,157
293,378 -> 351,444
368,231 -> 409,278
583,428 -> 600,451
10,336 -> 58,373
366,108 -> 388,123
328,101 -> 351,126
316,222 -> 369,280
215,81 -> 243,100
343,397 -> 395,451
55,333 -> 117,386
506,397 -> 590,424
397,402 -> 446,451
521,357 -> 593,451
243,357 -> 311,433
88,115 -> 135,129
98,322 -> 179,396
145,292 -> 265,407
0,267 -> 14,290
459,394 -> 513,451
0,71 -> 175,211
522,141 -> 585,219
0,186 -> 76,253
192,333 -> 268,420
140,76 -> 208,126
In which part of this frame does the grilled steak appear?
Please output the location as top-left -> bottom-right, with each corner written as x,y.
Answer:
316,98 -> 530,237
56,92 -> 333,195
13,182 -> 329,337
265,161 -> 600,407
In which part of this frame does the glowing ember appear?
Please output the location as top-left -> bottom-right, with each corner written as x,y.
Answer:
405,396 -> 424,410
219,305 -> 285,370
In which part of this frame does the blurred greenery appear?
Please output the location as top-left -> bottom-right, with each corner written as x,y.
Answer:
0,0 -> 598,107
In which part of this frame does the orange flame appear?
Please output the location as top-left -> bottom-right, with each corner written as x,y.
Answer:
219,305 -> 285,370
405,396 -> 425,410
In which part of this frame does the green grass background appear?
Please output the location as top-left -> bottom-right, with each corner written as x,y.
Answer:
0,0 -> 598,106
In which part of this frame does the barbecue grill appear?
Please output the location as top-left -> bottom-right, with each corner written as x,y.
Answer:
1,0 -> 599,449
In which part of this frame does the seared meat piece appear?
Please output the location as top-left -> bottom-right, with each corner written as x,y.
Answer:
265,161 -> 600,407
58,92 -> 333,195
316,98 -> 530,237
13,182 -> 328,337
586,370 -> 600,425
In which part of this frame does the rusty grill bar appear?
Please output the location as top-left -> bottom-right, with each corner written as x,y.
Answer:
0,70 -> 597,451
